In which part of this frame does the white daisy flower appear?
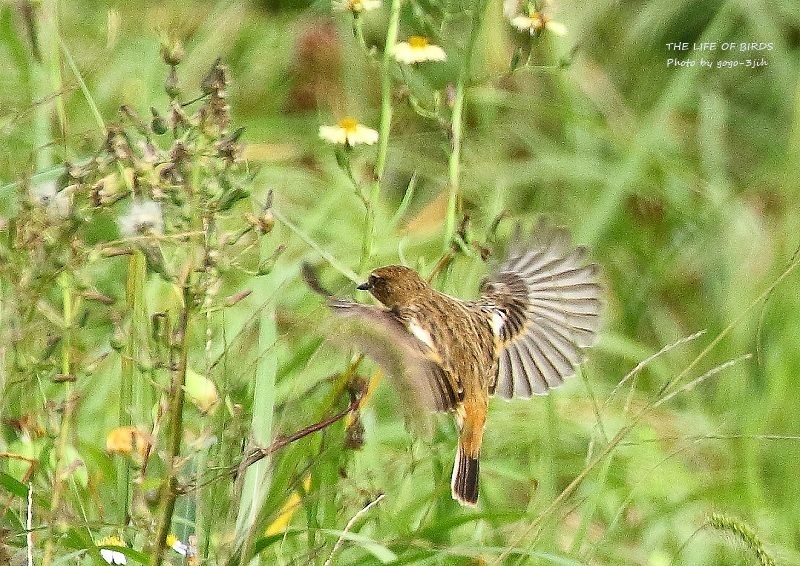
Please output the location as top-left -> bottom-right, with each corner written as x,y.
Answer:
98,537 -> 127,565
100,548 -> 126,565
333,0 -> 381,13
503,0 -> 524,20
319,117 -> 379,147
118,199 -> 164,237
511,9 -> 567,36
392,36 -> 447,64
166,534 -> 189,556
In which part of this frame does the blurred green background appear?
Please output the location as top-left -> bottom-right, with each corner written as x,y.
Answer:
1,0 -> 800,564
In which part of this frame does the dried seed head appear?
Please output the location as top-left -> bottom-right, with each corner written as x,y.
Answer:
138,140 -> 159,164
118,199 -> 164,237
105,127 -> 133,161
344,416 -> 365,450
150,107 -> 167,135
216,127 -> 244,164
201,58 -> 228,95
169,100 -> 190,131
165,65 -> 180,98
66,161 -> 88,181
245,209 -> 274,235
29,180 -> 71,219
170,140 -> 189,164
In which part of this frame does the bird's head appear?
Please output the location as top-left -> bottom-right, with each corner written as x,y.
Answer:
357,265 -> 430,308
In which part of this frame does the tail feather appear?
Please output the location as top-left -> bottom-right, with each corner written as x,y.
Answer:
451,443 -> 479,506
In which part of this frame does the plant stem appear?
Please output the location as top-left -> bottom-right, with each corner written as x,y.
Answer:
151,290 -> 190,566
273,208 -> 359,283
33,6 -> 69,562
59,36 -> 105,131
119,251 -> 146,525
41,274 -> 74,566
374,0 -> 400,184
444,0 -> 487,251
353,16 -> 368,54
360,0 -> 402,270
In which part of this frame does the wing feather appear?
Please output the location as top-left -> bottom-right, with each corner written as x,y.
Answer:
483,220 -> 602,400
328,299 -> 458,411
514,338 -> 548,396
521,330 -> 564,390
510,346 -> 534,397
496,349 -> 515,398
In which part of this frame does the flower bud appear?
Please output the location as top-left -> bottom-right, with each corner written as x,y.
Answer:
160,36 -> 185,66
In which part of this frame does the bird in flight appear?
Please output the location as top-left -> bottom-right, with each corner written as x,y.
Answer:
317,221 -> 602,506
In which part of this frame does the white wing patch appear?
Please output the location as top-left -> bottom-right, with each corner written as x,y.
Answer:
407,319 -> 435,349
328,299 -> 458,411
490,310 -> 505,338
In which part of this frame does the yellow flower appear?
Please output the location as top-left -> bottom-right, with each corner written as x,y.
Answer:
319,117 -> 379,147
511,9 -> 567,36
105,426 -> 151,459
166,534 -> 189,556
392,36 -> 447,64
333,0 -> 381,13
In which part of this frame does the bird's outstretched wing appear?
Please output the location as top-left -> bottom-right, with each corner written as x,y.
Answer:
328,299 -> 459,412
480,220 -> 602,399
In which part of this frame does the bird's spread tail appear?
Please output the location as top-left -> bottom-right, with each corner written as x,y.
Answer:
451,442 -> 479,506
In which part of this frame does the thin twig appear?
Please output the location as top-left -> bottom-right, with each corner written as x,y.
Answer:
151,291 -> 190,566
240,393 -> 364,471
323,493 -> 385,566
185,392 -> 364,494
605,329 -> 706,411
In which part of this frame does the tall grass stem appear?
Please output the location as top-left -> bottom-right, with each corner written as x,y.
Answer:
445,0 -> 488,251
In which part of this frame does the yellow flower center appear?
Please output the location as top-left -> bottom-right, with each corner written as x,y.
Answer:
99,535 -> 125,547
408,36 -> 430,49
338,117 -> 359,132
528,10 -> 544,28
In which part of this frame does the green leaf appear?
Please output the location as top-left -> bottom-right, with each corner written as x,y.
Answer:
0,472 -> 28,498
320,529 -> 398,563
252,529 -> 302,554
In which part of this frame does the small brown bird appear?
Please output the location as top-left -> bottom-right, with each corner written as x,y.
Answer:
325,221 -> 601,506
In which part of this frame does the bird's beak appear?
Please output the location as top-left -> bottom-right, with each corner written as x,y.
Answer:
356,281 -> 370,291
